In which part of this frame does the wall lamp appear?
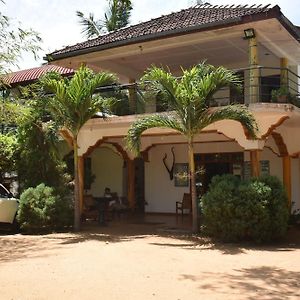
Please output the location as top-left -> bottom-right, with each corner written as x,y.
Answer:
243,28 -> 256,40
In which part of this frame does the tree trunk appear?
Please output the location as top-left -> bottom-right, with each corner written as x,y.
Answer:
73,137 -> 81,231
188,138 -> 198,233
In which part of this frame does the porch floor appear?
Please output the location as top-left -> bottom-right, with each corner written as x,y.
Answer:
82,213 -> 193,235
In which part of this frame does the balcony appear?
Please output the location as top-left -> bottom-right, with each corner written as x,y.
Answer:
94,66 -> 300,116
210,66 -> 300,107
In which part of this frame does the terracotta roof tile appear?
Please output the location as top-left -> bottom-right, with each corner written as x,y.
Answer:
49,4 -> 276,59
5,64 -> 74,86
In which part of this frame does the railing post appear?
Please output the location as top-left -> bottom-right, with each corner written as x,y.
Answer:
280,57 -> 288,89
248,32 -> 260,103
128,79 -> 137,114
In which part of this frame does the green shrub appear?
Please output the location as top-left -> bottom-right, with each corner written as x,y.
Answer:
17,183 -> 73,232
201,175 -> 289,242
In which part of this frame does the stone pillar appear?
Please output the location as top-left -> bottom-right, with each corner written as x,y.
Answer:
280,57 -> 288,88
128,79 -> 137,114
248,33 -> 260,103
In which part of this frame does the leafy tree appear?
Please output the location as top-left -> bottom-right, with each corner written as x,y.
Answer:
0,133 -> 17,182
43,66 -> 117,231
77,0 -> 133,38
126,63 -> 258,232
0,2 -> 41,80
17,82 -> 71,194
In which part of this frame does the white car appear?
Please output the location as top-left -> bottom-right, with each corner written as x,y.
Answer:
0,183 -> 19,231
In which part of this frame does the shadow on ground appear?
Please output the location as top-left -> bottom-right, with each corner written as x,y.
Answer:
180,266 -> 300,300
1,221 -> 300,263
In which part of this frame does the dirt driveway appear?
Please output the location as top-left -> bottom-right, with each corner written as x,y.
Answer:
1,221 -> 300,300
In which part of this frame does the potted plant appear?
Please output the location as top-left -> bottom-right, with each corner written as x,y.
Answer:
271,86 -> 290,103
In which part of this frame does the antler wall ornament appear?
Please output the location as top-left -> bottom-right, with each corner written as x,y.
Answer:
162,147 -> 175,180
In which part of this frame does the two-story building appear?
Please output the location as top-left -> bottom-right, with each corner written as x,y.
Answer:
47,4 -> 300,215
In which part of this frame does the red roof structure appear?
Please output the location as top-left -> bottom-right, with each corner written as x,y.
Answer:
5,64 -> 74,87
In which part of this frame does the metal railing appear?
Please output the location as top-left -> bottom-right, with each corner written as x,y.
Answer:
209,66 -> 300,107
91,66 -> 300,115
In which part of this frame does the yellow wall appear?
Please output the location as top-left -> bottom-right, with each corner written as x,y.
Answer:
89,147 -> 123,197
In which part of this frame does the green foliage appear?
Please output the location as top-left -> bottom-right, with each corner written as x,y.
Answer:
126,63 -> 258,155
0,4 -> 41,79
201,174 -> 289,242
16,79 -> 71,193
126,62 -> 258,233
0,133 -> 17,180
0,99 -> 28,129
271,86 -> 300,106
17,183 -> 73,232
44,66 -> 118,231
43,66 -> 117,137
105,0 -> 132,32
76,0 -> 132,38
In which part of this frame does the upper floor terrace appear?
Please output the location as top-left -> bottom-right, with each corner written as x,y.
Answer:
46,3 -> 300,114
87,64 -> 300,116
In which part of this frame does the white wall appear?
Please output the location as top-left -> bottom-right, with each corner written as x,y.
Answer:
145,143 -> 300,213
89,147 -> 123,197
145,144 -> 189,213
145,142 -> 243,213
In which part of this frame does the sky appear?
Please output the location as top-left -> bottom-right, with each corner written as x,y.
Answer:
2,0 -> 300,71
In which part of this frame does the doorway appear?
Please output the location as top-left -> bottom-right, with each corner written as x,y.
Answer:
203,162 -> 230,192
194,152 -> 243,196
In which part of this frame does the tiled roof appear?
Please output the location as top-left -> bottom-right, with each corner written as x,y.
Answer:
49,3 -> 278,60
5,64 -> 74,86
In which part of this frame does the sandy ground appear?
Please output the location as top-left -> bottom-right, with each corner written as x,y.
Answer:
1,219 -> 300,300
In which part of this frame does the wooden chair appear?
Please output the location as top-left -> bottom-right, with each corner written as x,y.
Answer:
82,195 -> 98,221
176,193 -> 192,216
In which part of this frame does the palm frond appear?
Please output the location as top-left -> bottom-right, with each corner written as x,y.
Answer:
76,11 -> 103,39
105,0 -> 132,32
126,114 -> 183,156
43,66 -> 118,137
194,63 -> 242,105
142,66 -> 184,114
201,105 -> 258,138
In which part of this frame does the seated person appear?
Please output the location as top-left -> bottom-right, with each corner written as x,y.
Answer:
104,187 -> 116,209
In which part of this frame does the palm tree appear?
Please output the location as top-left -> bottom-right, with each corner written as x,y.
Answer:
44,66 -> 117,231
126,63 -> 258,233
77,0 -> 133,39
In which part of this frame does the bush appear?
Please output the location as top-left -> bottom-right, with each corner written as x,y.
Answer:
201,175 -> 289,242
17,183 -> 73,232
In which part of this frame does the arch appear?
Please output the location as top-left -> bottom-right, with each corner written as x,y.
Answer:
261,116 -> 290,139
82,138 -> 129,161
271,132 -> 288,157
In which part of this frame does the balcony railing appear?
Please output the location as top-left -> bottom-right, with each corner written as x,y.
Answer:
210,66 -> 300,107
94,66 -> 300,116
